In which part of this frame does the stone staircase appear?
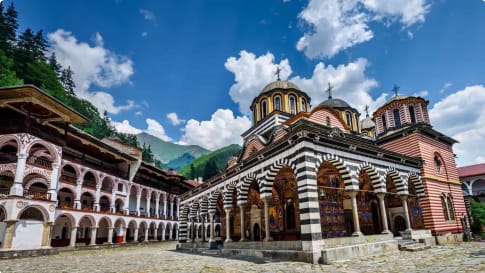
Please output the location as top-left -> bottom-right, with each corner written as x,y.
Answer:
397,239 -> 431,252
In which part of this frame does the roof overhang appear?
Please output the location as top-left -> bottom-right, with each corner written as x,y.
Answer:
0,85 -> 89,124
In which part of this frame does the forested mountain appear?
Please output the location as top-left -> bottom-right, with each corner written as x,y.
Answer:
136,132 -> 210,165
178,144 -> 241,180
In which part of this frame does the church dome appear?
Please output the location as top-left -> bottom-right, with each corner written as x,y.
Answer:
387,94 -> 409,103
361,116 -> 375,130
319,98 -> 352,109
261,80 -> 300,94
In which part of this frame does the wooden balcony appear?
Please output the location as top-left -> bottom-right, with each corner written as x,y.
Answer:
27,155 -> 53,170
23,189 -> 51,201
0,152 -> 17,164
60,174 -> 77,185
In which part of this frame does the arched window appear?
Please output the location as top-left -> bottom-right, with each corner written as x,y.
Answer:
300,98 -> 307,112
273,95 -> 282,111
393,109 -> 401,126
326,116 -> 331,127
382,114 -> 387,131
434,154 -> 442,173
289,95 -> 296,114
441,193 -> 455,221
117,183 -> 124,192
260,99 -> 268,119
409,106 -> 416,123
345,112 -> 352,128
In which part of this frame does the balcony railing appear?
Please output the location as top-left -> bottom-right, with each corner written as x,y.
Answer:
23,190 -> 51,201
83,180 -> 97,189
0,189 -> 9,198
27,155 -> 53,170
0,152 -> 17,164
59,201 -> 75,209
100,185 -> 113,193
60,174 -> 77,184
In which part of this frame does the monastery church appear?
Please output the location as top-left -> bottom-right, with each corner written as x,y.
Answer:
0,77 -> 466,263
178,79 -> 466,263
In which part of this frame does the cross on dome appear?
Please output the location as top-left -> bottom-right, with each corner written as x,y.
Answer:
326,82 -> 333,99
275,66 -> 282,81
392,84 -> 400,97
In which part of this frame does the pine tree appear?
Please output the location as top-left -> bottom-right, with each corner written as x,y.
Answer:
48,52 -> 62,77
0,3 -> 18,56
190,163 -> 195,179
203,159 -> 218,180
33,30 -> 47,61
60,66 -> 76,96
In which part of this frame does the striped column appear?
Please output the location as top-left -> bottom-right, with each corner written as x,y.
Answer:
294,150 -> 322,264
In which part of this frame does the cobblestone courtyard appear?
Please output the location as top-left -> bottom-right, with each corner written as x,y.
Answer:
0,241 -> 484,273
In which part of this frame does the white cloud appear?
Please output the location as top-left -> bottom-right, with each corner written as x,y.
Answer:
113,120 -> 142,135
224,50 -> 292,114
141,32 -> 148,37
225,51 -> 382,115
140,9 -> 156,22
146,118 -> 172,141
48,29 -> 135,114
296,0 -> 430,59
180,109 -> 251,150
429,85 -> 485,166
290,58 -> 382,113
167,112 -> 185,126
113,118 -> 172,142
412,90 -> 428,97
135,111 -> 143,116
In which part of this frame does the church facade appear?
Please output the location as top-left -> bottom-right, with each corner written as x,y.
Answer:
0,85 -> 191,252
179,80 -> 466,263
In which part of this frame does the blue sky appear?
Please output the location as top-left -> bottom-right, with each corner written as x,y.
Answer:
5,0 -> 485,166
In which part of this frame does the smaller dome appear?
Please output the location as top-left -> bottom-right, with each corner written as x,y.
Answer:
261,80 -> 300,93
361,116 -> 375,130
319,98 -> 351,109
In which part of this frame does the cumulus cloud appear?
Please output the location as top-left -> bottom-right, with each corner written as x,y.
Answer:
179,109 -> 251,150
48,29 -> 134,114
146,118 -> 172,141
140,9 -> 156,22
167,112 -> 185,126
439,82 -> 452,93
225,50 -> 292,114
113,118 -> 172,142
225,51 -> 383,115
296,0 -> 430,59
429,85 -> 485,166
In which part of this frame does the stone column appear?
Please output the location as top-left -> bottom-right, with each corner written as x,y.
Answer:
124,195 -> 130,215
41,222 -> 54,247
10,153 -> 27,196
239,205 -> 246,241
176,200 -> 180,220
122,228 -> 127,243
209,211 -> 215,242
2,220 -> 18,249
155,196 -> 160,218
168,227 -> 173,240
153,227 -> 158,241
69,226 -> 78,247
89,227 -> 97,245
74,179 -> 83,209
262,199 -> 271,241
136,194 -> 141,216
349,191 -> 363,236
94,185 -> 101,212
377,193 -> 390,234
144,229 -> 149,242
401,195 -> 412,231
195,224 -> 200,241
170,201 -> 174,220
49,162 -> 60,201
163,196 -> 168,218
110,189 -> 116,213
146,193 -> 151,218
107,227 -> 114,244
224,208 -> 232,242
134,228 -> 139,242
201,213 -> 206,241
175,229 -> 179,240
161,226 -> 166,241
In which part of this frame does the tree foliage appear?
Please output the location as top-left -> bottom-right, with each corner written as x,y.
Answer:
470,200 -> 485,234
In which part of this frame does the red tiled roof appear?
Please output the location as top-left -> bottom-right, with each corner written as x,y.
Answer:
185,179 -> 201,187
457,163 -> 485,178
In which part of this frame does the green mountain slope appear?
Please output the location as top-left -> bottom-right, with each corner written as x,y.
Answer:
178,144 -> 241,180
136,132 -> 210,163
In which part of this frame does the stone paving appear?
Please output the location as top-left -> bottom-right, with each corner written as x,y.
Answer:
0,241 -> 484,273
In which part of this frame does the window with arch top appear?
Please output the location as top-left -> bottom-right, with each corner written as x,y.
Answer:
441,193 -> 455,221
409,106 -> 416,123
273,95 -> 282,111
289,95 -> 296,114
345,111 -> 352,128
382,114 -> 387,130
300,98 -> 307,112
393,109 -> 401,126
260,99 -> 268,119
434,154 -> 442,173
